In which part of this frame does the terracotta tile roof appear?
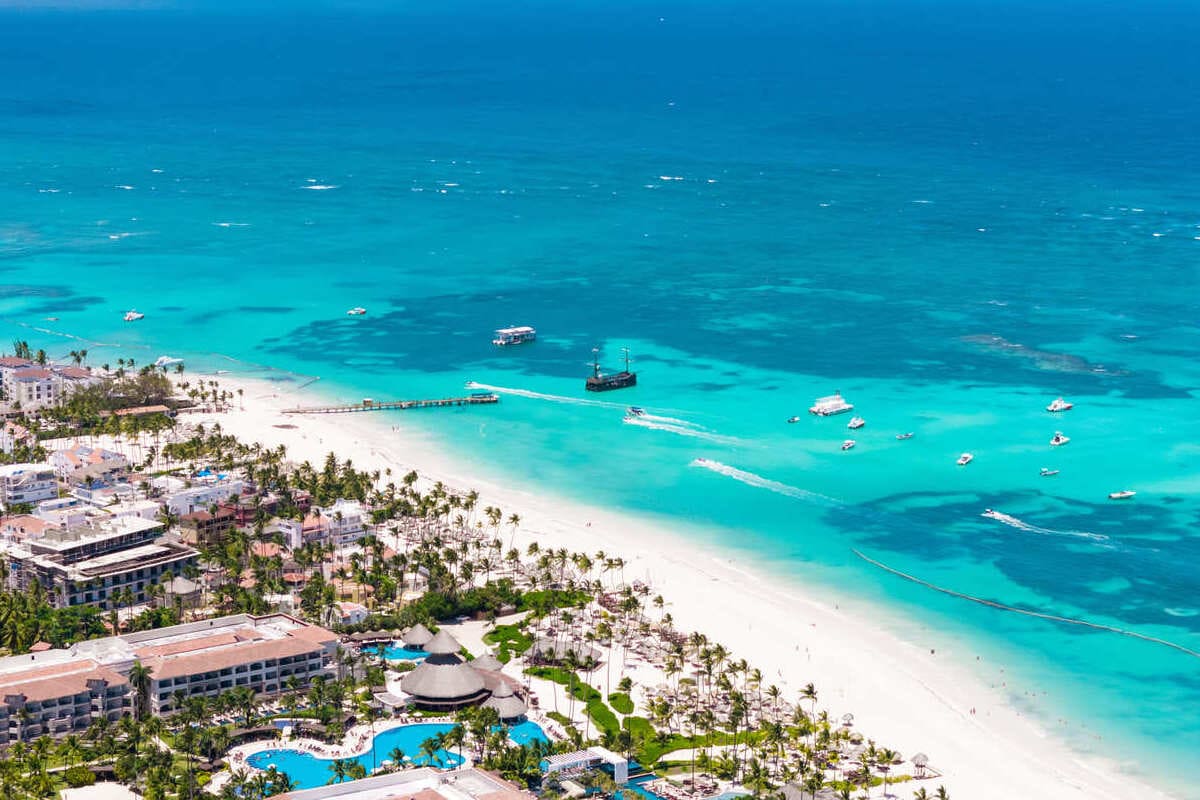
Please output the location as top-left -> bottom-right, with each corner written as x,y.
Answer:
0,659 -> 127,702
0,357 -> 32,367
142,636 -> 323,681
55,366 -> 92,379
12,368 -> 52,380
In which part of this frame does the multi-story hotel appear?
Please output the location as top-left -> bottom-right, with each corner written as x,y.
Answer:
0,613 -> 338,742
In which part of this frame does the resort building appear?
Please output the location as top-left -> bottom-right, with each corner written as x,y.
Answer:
0,420 -> 34,455
482,679 -> 527,723
276,767 -> 534,800
0,462 -> 57,508
3,516 -> 199,610
164,478 -> 245,516
0,651 -> 129,744
50,444 -> 130,481
0,614 -> 337,739
400,629 -> 489,711
1,365 -> 100,412
178,507 -> 237,548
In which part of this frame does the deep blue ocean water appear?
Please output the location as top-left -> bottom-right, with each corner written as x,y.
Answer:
3,1 -> 1199,794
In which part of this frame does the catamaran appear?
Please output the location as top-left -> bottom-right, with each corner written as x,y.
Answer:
493,325 -> 536,346
809,392 -> 853,416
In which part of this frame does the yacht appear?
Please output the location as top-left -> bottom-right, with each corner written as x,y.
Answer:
841,439 -> 856,451
895,432 -> 914,440
347,307 -> 367,316
1108,490 -> 1136,500
1040,467 -> 1060,477
787,416 -> 801,424
957,452 -> 974,466
1047,397 -> 1073,412
123,310 -> 144,322
493,326 -> 536,346
1049,431 -> 1070,446
627,407 -> 646,417
847,416 -> 865,430
809,392 -> 854,416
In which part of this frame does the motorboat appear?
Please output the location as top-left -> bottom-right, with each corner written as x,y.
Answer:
957,452 -> 974,466
847,416 -> 865,430
123,309 -> 144,322
347,307 -> 367,316
1047,397 -> 1073,412
1039,468 -> 1059,477
44,317 -> 59,322
896,432 -> 914,440
787,416 -> 801,424
1049,431 -> 1070,446
627,406 -> 646,417
841,439 -> 856,451
1108,490 -> 1136,500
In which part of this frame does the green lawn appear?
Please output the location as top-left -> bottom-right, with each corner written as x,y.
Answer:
607,692 -> 634,714
482,624 -> 533,663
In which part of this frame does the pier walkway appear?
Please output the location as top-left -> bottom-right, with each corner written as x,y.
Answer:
283,393 -> 499,415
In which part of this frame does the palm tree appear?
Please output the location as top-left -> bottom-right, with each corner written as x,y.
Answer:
388,746 -> 406,768
935,788 -> 950,800
129,660 -> 153,720
912,790 -> 929,800
328,758 -> 353,784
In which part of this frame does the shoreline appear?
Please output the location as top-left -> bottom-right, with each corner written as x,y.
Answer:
187,368 -> 1175,800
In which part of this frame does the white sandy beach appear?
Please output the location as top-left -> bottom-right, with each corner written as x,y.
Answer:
191,373 -> 1177,800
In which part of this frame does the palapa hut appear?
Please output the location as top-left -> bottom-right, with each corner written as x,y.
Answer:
470,653 -> 504,673
482,679 -> 527,722
402,623 -> 434,650
400,629 -> 488,710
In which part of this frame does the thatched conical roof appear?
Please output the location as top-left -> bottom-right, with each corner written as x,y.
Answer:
483,680 -> 526,720
471,653 -> 504,672
400,659 -> 487,701
424,629 -> 462,656
402,623 -> 434,647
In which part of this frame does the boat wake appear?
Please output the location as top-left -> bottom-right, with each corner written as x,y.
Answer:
980,509 -> 1109,542
637,412 -> 701,428
465,381 -> 627,410
689,459 -> 840,506
624,417 -> 740,445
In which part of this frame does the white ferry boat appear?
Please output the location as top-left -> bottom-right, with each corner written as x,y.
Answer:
957,452 -> 974,466
809,392 -> 853,416
1049,431 -> 1070,446
841,439 -> 856,451
347,307 -> 367,316
1108,490 -> 1136,500
847,416 -> 865,430
493,325 -> 537,346
123,309 -> 144,322
1047,397 -> 1073,412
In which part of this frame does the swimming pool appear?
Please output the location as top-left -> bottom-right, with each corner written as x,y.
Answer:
362,642 -> 429,661
504,719 -> 549,746
246,723 -> 462,789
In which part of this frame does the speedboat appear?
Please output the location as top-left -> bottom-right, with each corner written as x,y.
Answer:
44,317 -> 59,322
627,407 -> 646,417
847,416 -> 865,430
1040,467 -> 1059,477
896,432 -> 914,440
1049,431 -> 1070,446
1108,490 -> 1136,500
123,309 -> 144,322
787,416 -> 801,424
841,439 -> 856,451
957,452 -> 974,466
347,307 -> 367,316
1047,397 -> 1073,412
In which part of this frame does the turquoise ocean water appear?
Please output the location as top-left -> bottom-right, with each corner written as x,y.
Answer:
2,0 -> 1199,793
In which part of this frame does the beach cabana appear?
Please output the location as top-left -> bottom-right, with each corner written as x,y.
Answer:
482,679 -> 527,722
402,623 -> 434,648
471,653 -> 504,673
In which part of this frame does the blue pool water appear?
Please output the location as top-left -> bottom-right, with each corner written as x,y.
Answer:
247,723 -> 462,789
362,643 -> 430,661
504,719 -> 549,747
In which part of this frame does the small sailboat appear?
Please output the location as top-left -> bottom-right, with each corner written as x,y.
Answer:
1108,490 -> 1136,500
957,452 -> 974,466
1049,431 -> 1070,447
847,416 -> 865,430
123,309 -> 144,322
1039,467 -> 1059,477
841,439 -> 856,451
